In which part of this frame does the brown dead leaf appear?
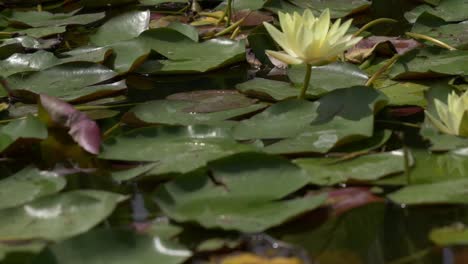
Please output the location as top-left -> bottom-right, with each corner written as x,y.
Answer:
346,36 -> 421,63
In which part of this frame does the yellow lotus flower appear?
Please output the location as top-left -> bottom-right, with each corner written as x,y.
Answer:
263,9 -> 362,66
426,90 -> 468,137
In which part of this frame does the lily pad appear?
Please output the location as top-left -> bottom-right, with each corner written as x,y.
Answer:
0,115 -> 47,152
15,26 -> 67,38
405,0 -> 468,23
8,10 -> 105,27
294,150 -> 412,186
265,86 -> 388,154
429,224 -> 468,246
33,229 -> 191,264
236,78 -> 300,101
411,13 -> 468,50
100,125 -> 257,175
0,36 -> 60,59
233,99 -> 319,140
0,166 -> 66,210
109,28 -> 245,74
284,0 -> 370,18
389,47 -> 468,79
288,62 -> 369,97
388,178 -> 468,205
90,10 -> 150,46
129,90 -> 266,125
378,150 -> 468,185
154,152 -> 326,232
0,190 -> 126,241
6,62 -> 118,100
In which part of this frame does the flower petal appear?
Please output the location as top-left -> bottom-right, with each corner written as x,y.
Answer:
425,110 -> 453,135
266,50 -> 303,65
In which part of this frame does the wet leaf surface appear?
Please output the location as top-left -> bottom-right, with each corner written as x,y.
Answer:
0,0 -> 466,263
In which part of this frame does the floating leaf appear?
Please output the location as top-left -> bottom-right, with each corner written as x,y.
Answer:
8,10 -> 105,27
411,13 -> 468,50
388,178 -> 468,205
0,190 -> 126,241
7,62 -> 118,100
154,152 -> 326,232
264,86 -> 388,154
429,224 -> 468,246
236,78 -> 300,101
0,166 -> 65,210
283,0 -> 370,18
288,62 -> 369,97
389,47 -> 468,79
100,125 -> 256,175
33,229 -> 191,264
405,0 -> 468,23
129,90 -> 266,125
294,150 -> 412,186
0,115 -> 47,152
90,10 -> 150,46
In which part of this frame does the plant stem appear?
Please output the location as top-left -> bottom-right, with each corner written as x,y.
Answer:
353,18 -> 398,37
405,32 -> 456,51
365,54 -> 400,87
299,64 -> 312,99
226,0 -> 233,26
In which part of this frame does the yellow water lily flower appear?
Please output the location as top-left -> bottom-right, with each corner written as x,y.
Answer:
263,9 -> 362,66
426,90 -> 468,137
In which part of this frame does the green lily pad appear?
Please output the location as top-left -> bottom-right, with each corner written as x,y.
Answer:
236,78 -> 300,101
0,115 -> 47,152
388,178 -> 468,205
0,36 -> 59,59
100,125 -> 257,175
109,28 -> 245,74
0,166 -> 65,210
154,152 -> 326,232
111,164 -> 157,182
136,39 -> 246,74
129,90 -> 266,125
166,22 -> 199,42
279,0 -> 370,18
59,46 -> 113,64
0,51 -> 58,77
0,190 -> 127,241
294,150 -> 412,186
6,62 -> 118,100
265,86 -> 388,154
15,25 -> 66,38
405,0 -> 468,23
421,125 -> 468,151
0,47 -> 112,78
90,10 -> 150,46
8,10 -> 105,27
411,13 -> 468,50
233,99 -> 318,140
429,224 -> 468,246
389,47 -> 468,79
378,150 -> 468,185
374,79 -> 429,106
216,0 -> 266,11
33,229 -> 191,264
288,62 -> 369,97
